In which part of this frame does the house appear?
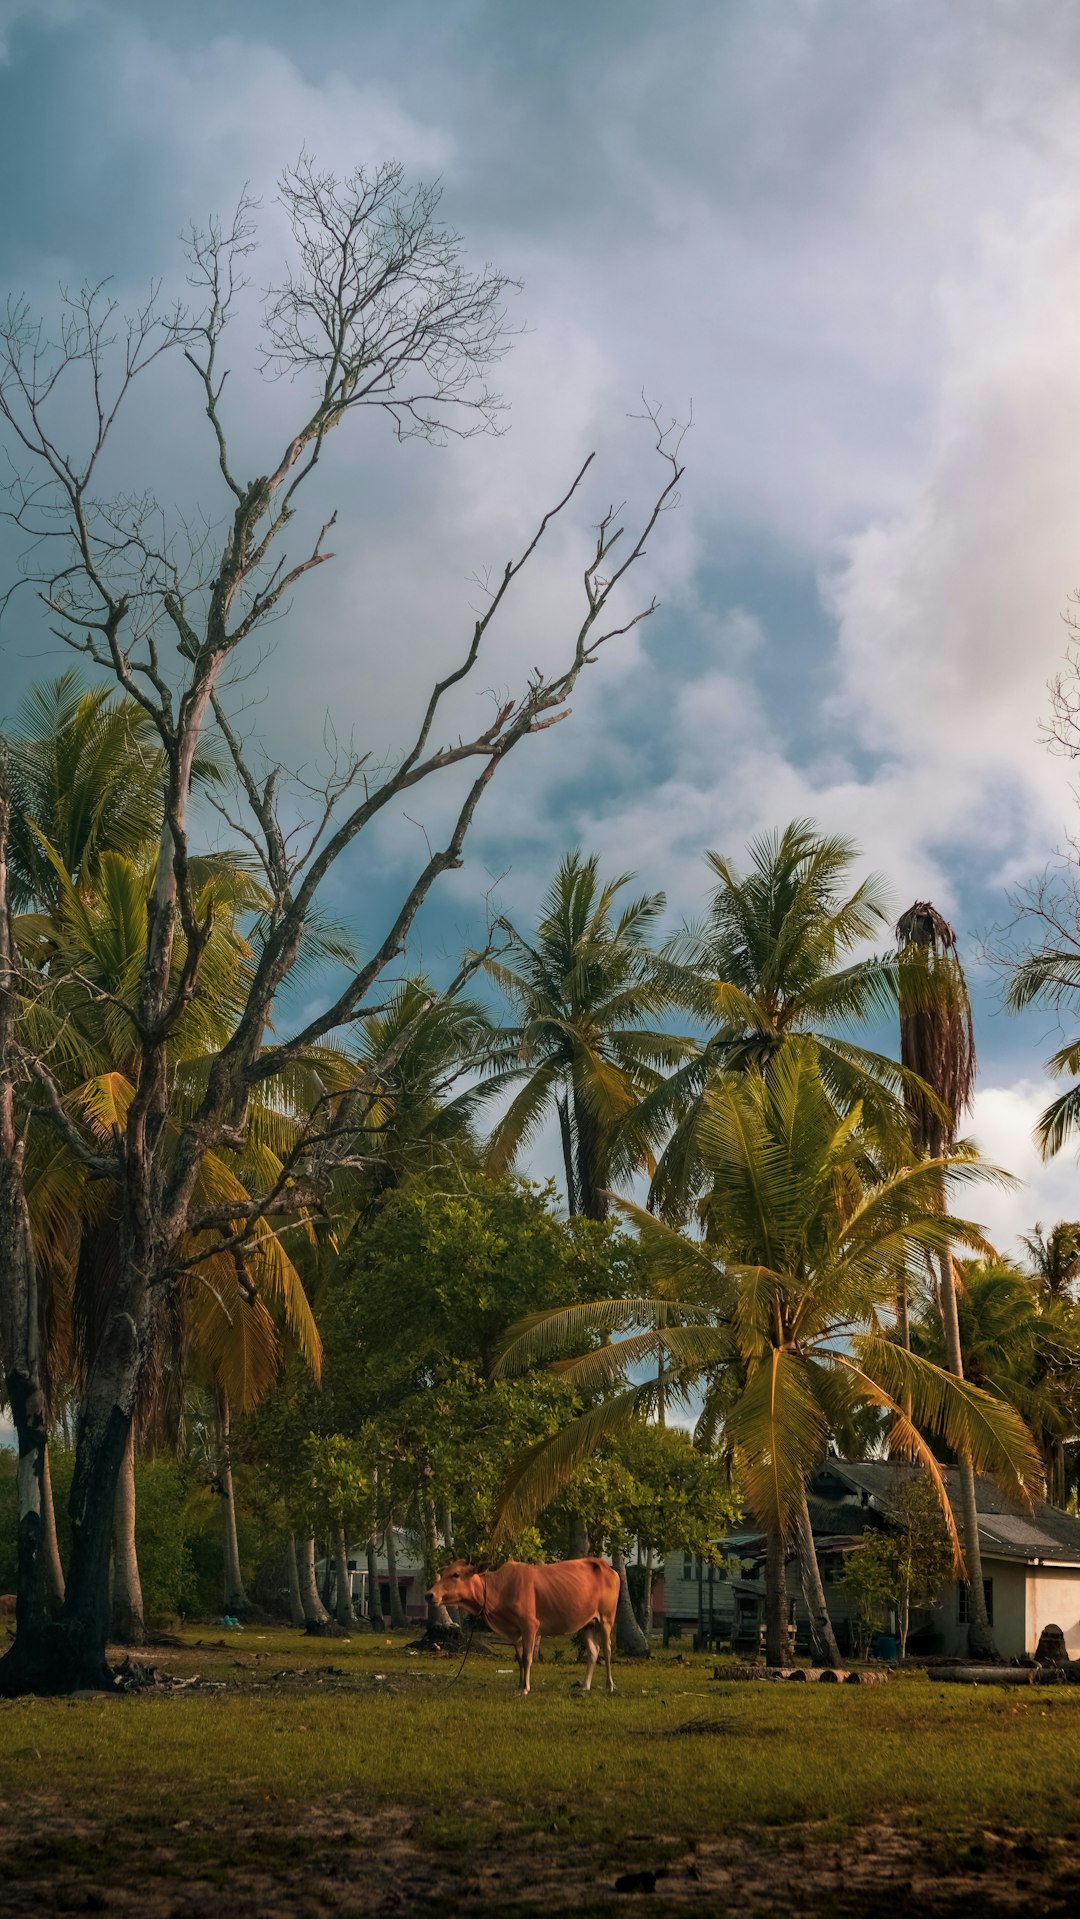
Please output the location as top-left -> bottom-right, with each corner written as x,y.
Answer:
660,1461 -> 1080,1659
809,1461 -> 1080,1660
317,1529 -> 429,1621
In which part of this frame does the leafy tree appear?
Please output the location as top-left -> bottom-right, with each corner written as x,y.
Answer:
0,154 -> 682,1694
483,853 -> 691,1218
494,1039 -> 1040,1668
841,1474 -> 953,1658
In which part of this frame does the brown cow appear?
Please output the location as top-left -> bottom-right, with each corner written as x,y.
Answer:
428,1557 -> 619,1696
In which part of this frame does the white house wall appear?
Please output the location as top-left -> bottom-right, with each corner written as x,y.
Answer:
1026,1568 -> 1080,1656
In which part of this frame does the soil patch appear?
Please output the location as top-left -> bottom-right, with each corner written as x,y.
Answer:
0,1795 -> 1077,1916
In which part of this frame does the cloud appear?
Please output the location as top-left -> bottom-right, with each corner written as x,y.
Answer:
970,1078 -> 1080,1258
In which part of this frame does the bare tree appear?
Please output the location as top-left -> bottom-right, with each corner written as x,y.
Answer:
0,155 -> 685,1692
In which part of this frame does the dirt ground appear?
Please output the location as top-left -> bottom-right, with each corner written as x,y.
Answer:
0,1792 -> 1077,1918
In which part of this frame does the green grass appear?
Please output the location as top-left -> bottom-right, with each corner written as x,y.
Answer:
1,1627 -> 1078,1849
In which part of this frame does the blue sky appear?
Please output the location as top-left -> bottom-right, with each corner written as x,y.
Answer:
5,0 -> 1080,1248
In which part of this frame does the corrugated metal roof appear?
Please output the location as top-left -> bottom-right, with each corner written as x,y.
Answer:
817,1461 -> 1080,1564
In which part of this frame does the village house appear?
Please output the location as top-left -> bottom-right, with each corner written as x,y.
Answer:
660,1460 -> 1080,1659
317,1530 -> 429,1621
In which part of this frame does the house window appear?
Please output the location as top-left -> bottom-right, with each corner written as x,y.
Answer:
683,1553 -> 693,1580
958,1578 -> 994,1626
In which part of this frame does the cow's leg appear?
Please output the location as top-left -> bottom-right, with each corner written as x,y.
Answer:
600,1615 -> 615,1694
521,1622 -> 539,1695
580,1626 -> 600,1693
514,1635 -> 524,1685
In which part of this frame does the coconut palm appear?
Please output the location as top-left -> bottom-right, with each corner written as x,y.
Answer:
346,976 -> 495,1198
1021,1221 -> 1080,1301
493,1040 -> 1039,1666
895,899 -> 999,1656
914,1259 -> 1080,1509
643,822 -> 920,1222
483,853 -> 691,1218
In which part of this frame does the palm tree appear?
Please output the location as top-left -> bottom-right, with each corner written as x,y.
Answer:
483,853 -> 690,1219
1021,1221 -> 1080,1302
915,1259 -> 1080,1509
644,822 -> 917,1222
895,899 -> 998,1657
492,1041 -> 1039,1667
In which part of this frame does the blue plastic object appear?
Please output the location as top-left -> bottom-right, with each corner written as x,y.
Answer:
872,1633 -> 898,1661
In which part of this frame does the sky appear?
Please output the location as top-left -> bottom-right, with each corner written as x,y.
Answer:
4,0 -> 1080,1253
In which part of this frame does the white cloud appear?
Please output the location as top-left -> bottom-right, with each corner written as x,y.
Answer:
970,1078 -> 1080,1259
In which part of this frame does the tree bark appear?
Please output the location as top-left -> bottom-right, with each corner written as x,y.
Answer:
764,1525 -> 791,1668
110,1425 -> 145,1646
567,1512 -> 590,1557
0,773 -> 71,1692
41,1446 -> 65,1617
384,1523 -> 409,1629
572,1090 -> 607,1221
213,1384 -> 249,1616
939,1250 -> 998,1659
298,1535 -> 331,1632
795,1488 -> 841,1668
611,1545 -> 649,1657
334,1525 -> 354,1628
556,1091 -> 578,1216
286,1534 -> 305,1628
421,1495 -> 453,1629
365,1536 -> 384,1630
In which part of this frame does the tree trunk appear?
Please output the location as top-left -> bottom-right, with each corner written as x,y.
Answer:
319,1536 -> 333,1610
611,1545 -> 649,1656
556,1091 -> 577,1216
567,1512 -> 590,1557
384,1523 -> 408,1629
0,774 -> 57,1691
41,1446 -> 65,1617
334,1525 -> 354,1629
111,1425 -> 145,1646
939,1250 -> 998,1659
213,1384 -> 249,1616
795,1487 -> 841,1668
572,1090 -> 607,1221
298,1535 -> 331,1632
421,1496 -> 453,1629
365,1538 -> 384,1630
898,1589 -> 910,1661
286,1534 -> 305,1628
764,1525 -> 791,1668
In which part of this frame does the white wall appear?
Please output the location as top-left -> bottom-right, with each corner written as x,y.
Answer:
1026,1567 -> 1080,1656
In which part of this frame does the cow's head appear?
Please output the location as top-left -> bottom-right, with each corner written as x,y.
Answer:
427,1559 -> 486,1612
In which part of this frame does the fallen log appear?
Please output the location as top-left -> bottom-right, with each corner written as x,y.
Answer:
843,1669 -> 889,1685
936,1664 -> 1038,1686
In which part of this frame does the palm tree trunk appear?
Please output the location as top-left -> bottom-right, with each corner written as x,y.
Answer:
795,1488 -> 841,1668
384,1522 -> 409,1628
285,1534 -> 305,1627
319,1537 -> 333,1610
939,1250 -> 998,1659
572,1090 -> 607,1220
41,1446 -> 65,1617
611,1545 -> 649,1656
298,1535 -> 331,1632
213,1384 -> 249,1616
556,1092 -> 578,1216
334,1525 -> 354,1628
111,1426 -> 145,1647
764,1525 -> 791,1668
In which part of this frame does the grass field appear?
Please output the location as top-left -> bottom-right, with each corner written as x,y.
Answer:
1,1627 -> 1078,1915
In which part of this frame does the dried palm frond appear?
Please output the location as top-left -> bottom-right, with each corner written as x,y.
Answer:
896,901 -> 975,1155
